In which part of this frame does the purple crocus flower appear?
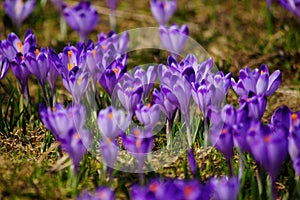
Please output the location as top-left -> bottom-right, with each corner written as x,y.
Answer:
150,0 -> 177,25
62,66 -> 90,104
135,102 -> 160,132
286,110 -> 300,176
209,176 -> 240,200
115,74 -> 144,116
160,24 -> 189,56
209,105 -> 236,175
121,127 -> 154,174
97,106 -> 129,176
1,29 -> 36,62
64,1 -> 99,42
153,86 -> 177,146
97,31 -> 129,57
278,0 -> 300,18
47,48 -> 60,105
247,123 -> 288,199
3,0 -> 35,28
97,106 -> 129,140
231,64 -> 281,97
11,53 -> 31,100
40,103 -> 92,171
132,66 -> 156,99
25,48 -> 50,104
168,55 -> 213,83
77,186 -> 115,200
99,57 -> 127,97
100,138 -> 119,169
0,55 -> 9,80
238,92 -> 267,120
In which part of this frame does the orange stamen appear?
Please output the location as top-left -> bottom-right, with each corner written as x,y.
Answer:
108,112 -> 113,119
112,68 -> 118,74
52,107 -> 56,112
17,42 -> 23,53
136,139 -> 142,148
92,49 -> 96,58
147,102 -> 151,108
74,133 -> 80,140
102,45 -> 107,50
149,182 -> 159,192
35,49 -> 40,56
264,135 -> 271,143
134,129 -> 140,137
184,185 -> 194,198
106,137 -> 112,144
221,128 -> 227,134
292,113 -> 298,125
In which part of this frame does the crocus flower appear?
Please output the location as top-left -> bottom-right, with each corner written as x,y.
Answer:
1,29 -> 36,62
278,0 -> 300,18
286,110 -> 300,176
99,57 -> 127,97
135,102 -> 160,132
97,31 -> 129,57
150,0 -> 177,25
64,1 -> 99,42
97,105 -> 124,172
0,55 -> 9,80
3,0 -> 36,28
209,105 -> 236,175
77,186 -> 115,200
231,64 -> 281,97
153,86 -> 177,146
160,24 -> 189,56
106,0 -> 119,30
25,47 -> 50,104
115,74 -> 144,116
238,92 -> 267,120
40,103 -> 92,171
132,66 -> 156,99
11,53 -> 31,100
247,123 -> 288,199
121,127 -> 154,174
167,55 -> 214,83
209,176 -> 240,200
100,138 -> 119,169
47,48 -> 60,105
97,106 -> 129,140
62,66 -> 90,104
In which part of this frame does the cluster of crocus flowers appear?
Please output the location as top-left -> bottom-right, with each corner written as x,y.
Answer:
130,176 -> 239,200
40,103 -> 92,171
2,27 -> 297,200
3,0 -> 36,29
